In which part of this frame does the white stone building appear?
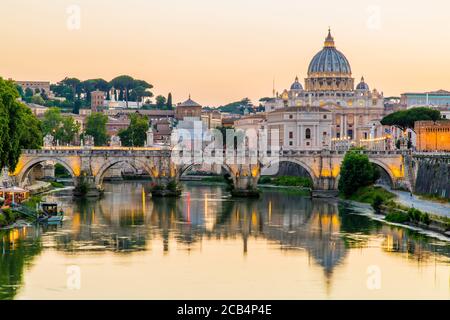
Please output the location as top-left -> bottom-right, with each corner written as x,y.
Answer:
265,106 -> 332,151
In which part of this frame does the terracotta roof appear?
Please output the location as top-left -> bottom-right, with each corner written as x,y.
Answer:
178,97 -> 201,107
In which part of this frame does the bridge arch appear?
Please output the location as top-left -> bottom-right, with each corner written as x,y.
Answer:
94,158 -> 157,186
178,162 -> 235,182
369,159 -> 396,188
334,158 -> 396,189
261,159 -> 318,188
16,157 -> 77,186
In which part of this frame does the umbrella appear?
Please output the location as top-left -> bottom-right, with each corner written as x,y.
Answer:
4,186 -> 27,193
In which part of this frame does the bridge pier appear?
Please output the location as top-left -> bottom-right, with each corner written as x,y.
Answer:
151,177 -> 182,197
230,174 -> 261,198
42,162 -> 55,181
73,175 -> 103,198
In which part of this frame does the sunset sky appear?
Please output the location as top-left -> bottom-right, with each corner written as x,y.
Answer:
2,0 -> 450,106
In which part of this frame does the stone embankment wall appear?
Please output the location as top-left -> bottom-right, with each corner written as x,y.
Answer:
414,157 -> 450,199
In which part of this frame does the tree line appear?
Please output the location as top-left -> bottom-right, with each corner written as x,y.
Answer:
16,75 -> 174,114
0,78 -> 42,172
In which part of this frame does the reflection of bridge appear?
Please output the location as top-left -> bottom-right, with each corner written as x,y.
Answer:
12,147 -> 446,197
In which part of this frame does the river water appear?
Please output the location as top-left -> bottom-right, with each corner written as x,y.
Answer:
1,181 -> 449,300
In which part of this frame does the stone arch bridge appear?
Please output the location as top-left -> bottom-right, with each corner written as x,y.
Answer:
12,147 -> 415,197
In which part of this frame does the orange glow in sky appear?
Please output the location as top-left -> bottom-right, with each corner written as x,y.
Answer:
2,0 -> 450,106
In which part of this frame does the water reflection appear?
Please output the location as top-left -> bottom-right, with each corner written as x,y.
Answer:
0,228 -> 42,300
40,183 -> 450,268
1,181 -> 449,299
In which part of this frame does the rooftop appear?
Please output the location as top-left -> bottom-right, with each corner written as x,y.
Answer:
270,106 -> 331,114
178,96 -> 202,107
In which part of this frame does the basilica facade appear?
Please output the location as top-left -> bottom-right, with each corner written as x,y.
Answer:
264,29 -> 386,144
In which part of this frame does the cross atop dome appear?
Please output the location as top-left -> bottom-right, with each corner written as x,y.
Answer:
324,27 -> 335,48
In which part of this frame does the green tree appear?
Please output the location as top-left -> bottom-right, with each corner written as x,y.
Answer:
338,150 -> 377,197
110,75 -> 135,108
60,77 -> 81,100
72,99 -> 82,115
131,86 -> 152,108
0,78 -> 43,171
41,107 -> 63,137
381,107 -> 441,132
31,95 -> 45,105
155,95 -> 166,108
24,87 -> 33,98
15,85 -> 24,99
56,116 -> 80,145
80,79 -> 97,104
50,82 -> 75,101
84,112 -> 109,146
118,114 -> 149,147
218,98 -> 253,115
41,108 -> 79,145
19,107 -> 43,150
167,92 -> 173,109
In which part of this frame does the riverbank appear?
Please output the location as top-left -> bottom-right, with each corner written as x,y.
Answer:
27,181 -> 52,195
341,185 -> 450,238
376,185 -> 450,218
183,177 -> 312,196
0,180 -> 71,229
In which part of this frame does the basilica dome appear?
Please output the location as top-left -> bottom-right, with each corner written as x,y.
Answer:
304,29 -> 355,92
290,76 -> 303,90
307,29 -> 351,76
356,76 -> 369,91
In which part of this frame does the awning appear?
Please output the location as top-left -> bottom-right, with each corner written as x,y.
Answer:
4,186 -> 28,193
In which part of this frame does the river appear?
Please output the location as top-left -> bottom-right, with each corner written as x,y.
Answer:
1,181 -> 449,300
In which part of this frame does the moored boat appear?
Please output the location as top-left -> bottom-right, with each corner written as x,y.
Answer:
37,202 -> 64,224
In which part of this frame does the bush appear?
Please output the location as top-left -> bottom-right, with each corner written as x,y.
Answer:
385,211 -> 410,223
420,212 -> 431,225
51,181 -> 65,188
167,180 -> 179,192
407,208 -> 431,225
407,208 -> 421,222
372,195 -> 384,212
272,176 -> 312,188
258,176 -> 272,184
24,195 -> 42,209
348,186 -> 395,204
55,163 -> 71,178
152,184 -> 165,191
0,213 -> 7,227
2,209 -> 17,223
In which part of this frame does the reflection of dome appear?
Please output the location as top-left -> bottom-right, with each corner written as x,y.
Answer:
290,76 -> 303,90
356,76 -> 369,91
307,29 -> 351,76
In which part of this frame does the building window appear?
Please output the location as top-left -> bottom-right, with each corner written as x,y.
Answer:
289,131 -> 293,139
289,141 -> 293,146
305,128 -> 311,139
289,115 -> 293,119
323,115 -> 327,119
306,142 -> 310,146
348,129 -> 353,140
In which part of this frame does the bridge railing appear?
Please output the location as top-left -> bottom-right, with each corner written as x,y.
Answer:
22,148 -> 417,158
